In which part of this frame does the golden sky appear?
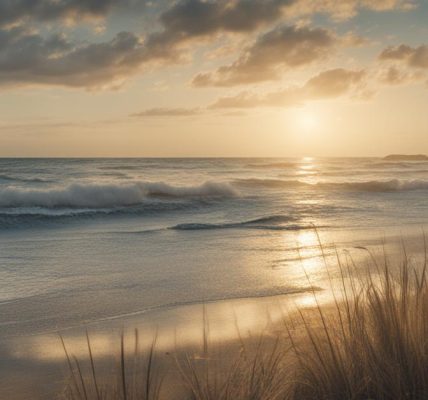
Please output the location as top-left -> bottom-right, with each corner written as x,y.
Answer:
0,0 -> 427,157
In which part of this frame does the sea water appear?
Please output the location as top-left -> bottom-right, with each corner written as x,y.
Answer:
1,157 -> 428,337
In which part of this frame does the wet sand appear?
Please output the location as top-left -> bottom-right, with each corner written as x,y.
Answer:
1,287 -> 331,400
2,230 -> 427,399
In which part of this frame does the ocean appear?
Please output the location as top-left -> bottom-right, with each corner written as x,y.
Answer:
1,157 -> 428,338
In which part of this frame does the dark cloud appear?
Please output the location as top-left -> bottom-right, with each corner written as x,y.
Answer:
142,0 -> 294,59
0,1 -> 297,89
150,0 -> 412,49
0,0 -> 415,89
157,0 -> 293,37
0,28 -> 154,88
0,0 -> 412,29
0,0 -> 130,27
379,44 -> 428,69
192,24 -> 336,87
131,107 -> 201,117
210,68 -> 365,108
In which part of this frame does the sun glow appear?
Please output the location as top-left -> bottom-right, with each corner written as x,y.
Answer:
295,111 -> 319,133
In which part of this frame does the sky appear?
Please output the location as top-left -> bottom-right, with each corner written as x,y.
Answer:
0,0 -> 427,157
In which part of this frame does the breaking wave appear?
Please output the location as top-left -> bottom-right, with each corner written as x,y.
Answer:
332,179 -> 428,192
0,180 -> 238,209
235,178 -> 428,192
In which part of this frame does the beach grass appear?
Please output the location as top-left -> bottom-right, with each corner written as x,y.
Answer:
60,238 -> 428,400
61,330 -> 163,400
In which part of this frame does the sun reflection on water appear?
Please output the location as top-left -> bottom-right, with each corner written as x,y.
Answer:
295,230 -> 324,273
295,157 -> 319,181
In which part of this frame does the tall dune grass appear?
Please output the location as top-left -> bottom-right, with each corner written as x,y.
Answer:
61,330 -> 163,400
176,335 -> 289,400
288,241 -> 428,400
61,238 -> 428,400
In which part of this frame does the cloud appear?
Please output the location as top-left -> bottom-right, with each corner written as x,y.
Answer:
0,117 -> 124,133
377,44 -> 428,86
192,24 -> 336,87
378,65 -> 426,85
210,68 -> 366,108
140,0 -> 294,61
143,0 -> 410,62
157,0 -> 293,38
286,0 -> 415,21
0,0 -> 415,89
0,28 -> 154,89
379,44 -> 428,69
0,0 -> 131,28
303,67 -> 366,97
379,66 -> 408,84
132,68 -> 366,117
0,1 -> 294,89
0,0 -> 413,30
151,0 -> 414,47
131,107 -> 251,118
131,107 -> 201,117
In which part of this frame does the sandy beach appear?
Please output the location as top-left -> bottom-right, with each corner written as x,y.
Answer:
3,230 -> 427,399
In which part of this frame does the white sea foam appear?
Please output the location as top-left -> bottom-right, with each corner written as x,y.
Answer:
0,180 -> 238,208
235,178 -> 428,192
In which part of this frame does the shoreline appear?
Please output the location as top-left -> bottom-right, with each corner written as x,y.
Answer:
0,287 -> 324,400
2,230 -> 428,399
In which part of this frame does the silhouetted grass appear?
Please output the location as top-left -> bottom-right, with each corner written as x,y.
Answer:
61,236 -> 428,400
61,330 -> 163,400
288,240 -> 428,400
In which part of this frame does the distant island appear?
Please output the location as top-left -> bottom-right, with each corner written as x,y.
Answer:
384,154 -> 428,161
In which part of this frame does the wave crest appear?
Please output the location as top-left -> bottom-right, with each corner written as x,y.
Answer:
0,181 -> 238,209
235,178 -> 428,192
170,215 -> 308,231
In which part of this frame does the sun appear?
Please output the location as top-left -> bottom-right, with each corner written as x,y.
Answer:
295,110 -> 319,133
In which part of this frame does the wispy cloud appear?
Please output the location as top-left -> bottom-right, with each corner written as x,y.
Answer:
210,68 -> 366,108
377,43 -> 428,86
131,107 -> 202,117
192,24 -> 336,87
379,44 -> 428,69
285,0 -> 415,21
